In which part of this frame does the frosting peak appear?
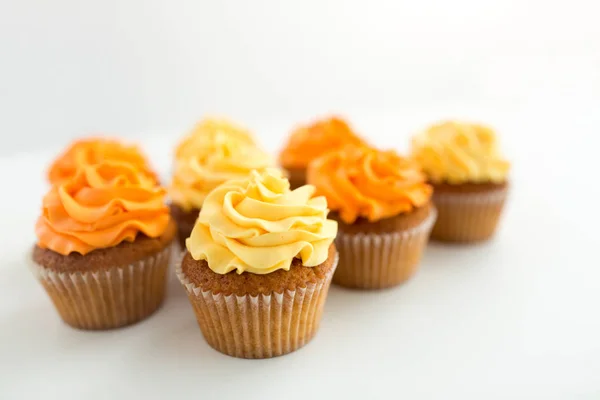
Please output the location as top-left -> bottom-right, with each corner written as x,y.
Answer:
279,116 -> 367,169
186,169 -> 337,275
48,138 -> 158,185
36,161 -> 170,255
307,145 -> 432,224
175,118 -> 255,160
411,121 -> 510,184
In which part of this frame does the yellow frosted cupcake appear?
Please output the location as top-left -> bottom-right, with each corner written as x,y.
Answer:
279,116 -> 367,189
170,118 -> 276,248
177,169 -> 338,358
411,121 -> 510,242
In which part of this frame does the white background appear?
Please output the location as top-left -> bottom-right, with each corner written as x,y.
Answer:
1,0 -> 599,155
1,0 -> 600,399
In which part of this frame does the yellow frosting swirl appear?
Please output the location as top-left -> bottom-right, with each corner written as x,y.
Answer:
411,121 -> 510,184
170,137 -> 276,211
175,118 -> 255,160
186,169 -> 338,275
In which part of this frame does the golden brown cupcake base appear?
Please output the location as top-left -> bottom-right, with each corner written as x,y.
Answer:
430,181 -> 507,243
31,220 -> 176,330
332,204 -> 436,290
170,204 -> 200,249
431,181 -> 507,193
284,167 -> 306,190
177,244 -> 338,359
330,202 -> 433,234
33,220 -> 176,272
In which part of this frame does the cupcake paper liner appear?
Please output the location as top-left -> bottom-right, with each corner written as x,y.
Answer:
431,188 -> 507,243
31,245 -> 172,330
176,252 -> 338,359
334,209 -> 437,290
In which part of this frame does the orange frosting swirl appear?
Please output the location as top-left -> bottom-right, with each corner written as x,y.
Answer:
36,161 -> 170,256
307,146 -> 432,224
279,117 -> 367,169
48,138 -> 158,185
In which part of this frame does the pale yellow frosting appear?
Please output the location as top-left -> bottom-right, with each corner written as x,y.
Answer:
175,118 -> 255,160
170,134 -> 276,211
186,169 -> 338,275
411,121 -> 510,184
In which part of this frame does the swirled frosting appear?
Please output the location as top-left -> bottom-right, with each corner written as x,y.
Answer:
279,116 -> 367,169
36,161 -> 170,255
175,118 -> 255,160
186,169 -> 337,275
170,136 -> 276,211
48,138 -> 158,184
307,145 -> 432,224
411,121 -> 510,184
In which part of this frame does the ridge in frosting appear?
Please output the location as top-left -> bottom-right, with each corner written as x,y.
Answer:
48,138 -> 158,185
36,161 -> 170,256
307,145 -> 432,224
279,116 -> 367,169
170,134 -> 277,211
411,121 -> 510,184
186,169 -> 338,275
175,118 -> 256,160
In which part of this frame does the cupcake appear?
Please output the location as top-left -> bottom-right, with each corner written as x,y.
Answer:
307,145 -> 435,290
48,138 -> 158,185
32,160 -> 176,330
411,121 -> 510,242
177,169 -> 338,359
170,122 -> 276,249
279,116 -> 367,189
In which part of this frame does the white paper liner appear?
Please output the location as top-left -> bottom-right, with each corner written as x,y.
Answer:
175,251 -> 338,359
432,188 -> 508,242
433,187 -> 508,204
334,209 -> 437,289
31,245 -> 172,330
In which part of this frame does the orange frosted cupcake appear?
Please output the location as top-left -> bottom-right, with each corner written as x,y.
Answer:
279,116 -> 367,189
32,160 -> 176,330
177,169 -> 338,358
308,145 -> 435,289
48,138 -> 158,185
411,121 -> 510,242
170,119 -> 277,249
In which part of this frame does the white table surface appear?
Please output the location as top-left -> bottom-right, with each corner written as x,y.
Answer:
1,116 -> 599,399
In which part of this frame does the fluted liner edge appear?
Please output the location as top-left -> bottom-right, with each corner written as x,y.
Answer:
31,246 -> 172,330
176,252 -> 338,359
333,209 -> 437,289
